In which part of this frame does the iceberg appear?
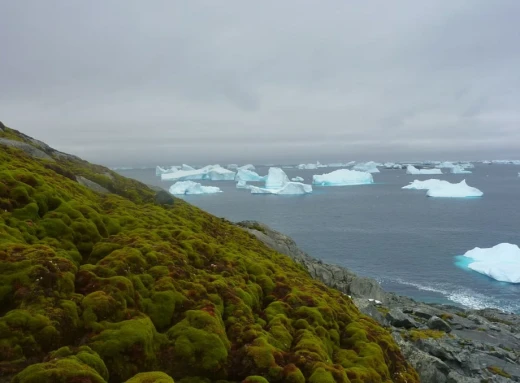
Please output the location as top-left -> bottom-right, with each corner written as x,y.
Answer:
482,160 -> 491,165
235,168 -> 266,182
227,164 -> 239,170
353,161 -> 380,173
238,164 -> 256,171
312,169 -> 373,186
297,163 -> 318,170
236,180 -> 252,189
402,179 -> 451,190
492,160 -> 520,165
181,164 -> 195,171
450,165 -> 472,174
156,166 -> 179,176
383,162 -> 403,169
291,176 -> 304,182
460,243 -> 520,283
161,165 -> 236,181
436,161 -> 456,169
426,180 -> 483,197
250,182 -> 312,195
265,167 -> 290,189
169,181 -> 222,195
406,165 -> 443,175
326,161 -> 356,168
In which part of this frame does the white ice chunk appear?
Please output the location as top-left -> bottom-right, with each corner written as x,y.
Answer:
462,243 -> 520,283
353,161 -> 380,173
326,161 -> 356,168
161,165 -> 235,181
238,164 -> 256,171
156,166 -> 179,176
169,181 -> 222,195
383,162 -> 403,169
181,164 -> 195,171
291,176 -> 304,182
227,164 -> 239,170
426,179 -> 483,197
297,163 -> 318,170
236,180 -> 252,189
436,161 -> 456,169
450,165 -> 472,174
250,182 -> 312,195
265,167 -> 290,189
402,179 -> 451,190
235,168 -> 266,182
313,169 -> 374,186
406,165 -> 443,175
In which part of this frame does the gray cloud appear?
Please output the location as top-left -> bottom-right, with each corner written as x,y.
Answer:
1,0 -> 519,166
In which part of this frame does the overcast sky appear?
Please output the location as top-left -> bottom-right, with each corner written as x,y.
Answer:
1,1 -> 519,166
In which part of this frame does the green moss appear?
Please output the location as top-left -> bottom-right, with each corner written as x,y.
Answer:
487,366 -> 511,378
404,329 -> 447,342
126,371 -> 175,383
243,376 -> 269,383
0,130 -> 419,382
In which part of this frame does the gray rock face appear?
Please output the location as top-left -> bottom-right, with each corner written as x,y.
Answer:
386,308 -> 419,329
237,220 -> 520,383
155,190 -> 174,205
76,176 -> 110,194
428,316 -> 452,333
0,138 -> 55,161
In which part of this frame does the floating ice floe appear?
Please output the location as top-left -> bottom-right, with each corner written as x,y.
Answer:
292,176 -> 304,182
491,160 -> 520,165
181,164 -> 195,171
250,167 -> 313,195
297,163 -> 318,170
402,179 -> 451,190
239,164 -> 256,171
353,161 -> 381,173
156,166 -> 180,176
383,162 -> 403,169
450,165 -> 472,174
406,165 -> 443,175
460,243 -> 520,283
326,161 -> 356,168
227,164 -> 239,170
435,161 -> 456,169
250,183 -> 312,195
161,165 -> 236,181
482,160 -> 491,165
426,180 -> 483,197
169,181 -> 222,195
235,168 -> 266,182
312,169 -> 373,186
236,180 -> 252,189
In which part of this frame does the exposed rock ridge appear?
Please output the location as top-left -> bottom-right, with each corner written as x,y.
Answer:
238,220 -> 520,383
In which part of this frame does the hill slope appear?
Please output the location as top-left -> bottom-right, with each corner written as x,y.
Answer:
0,123 -> 418,383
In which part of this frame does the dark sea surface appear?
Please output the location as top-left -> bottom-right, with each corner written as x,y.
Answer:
117,164 -> 520,313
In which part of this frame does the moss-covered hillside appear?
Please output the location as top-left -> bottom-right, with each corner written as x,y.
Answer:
0,124 -> 419,383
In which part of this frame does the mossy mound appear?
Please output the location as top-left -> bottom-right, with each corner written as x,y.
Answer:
0,125 -> 418,382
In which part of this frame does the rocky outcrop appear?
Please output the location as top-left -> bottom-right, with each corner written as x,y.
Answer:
0,138 -> 55,161
154,190 -> 174,205
75,176 -> 110,194
238,220 -> 520,383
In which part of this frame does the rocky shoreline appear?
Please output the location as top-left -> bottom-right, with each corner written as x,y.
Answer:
238,221 -> 520,383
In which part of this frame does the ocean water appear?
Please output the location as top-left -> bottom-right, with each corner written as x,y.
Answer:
117,165 -> 520,313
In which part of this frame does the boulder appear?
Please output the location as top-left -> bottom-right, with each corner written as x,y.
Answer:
76,176 -> 110,194
0,138 -> 54,161
385,309 -> 419,329
428,316 -> 452,333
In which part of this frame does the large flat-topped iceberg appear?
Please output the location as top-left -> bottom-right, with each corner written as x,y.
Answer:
460,243 -> 520,283
426,180 -> 483,197
402,179 -> 451,190
313,169 -> 373,186
181,164 -> 195,171
235,168 -> 266,182
265,167 -> 290,189
406,165 -> 443,175
326,161 -> 356,168
250,182 -> 312,195
161,165 -> 236,181
451,165 -> 472,174
169,181 -> 222,195
353,161 -> 380,173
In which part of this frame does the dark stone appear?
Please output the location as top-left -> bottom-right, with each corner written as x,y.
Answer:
155,190 -> 174,205
76,176 -> 110,194
0,138 -> 54,161
427,316 -> 452,333
385,309 -> 419,329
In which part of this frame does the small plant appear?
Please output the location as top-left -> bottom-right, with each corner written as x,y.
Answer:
487,366 -> 511,378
